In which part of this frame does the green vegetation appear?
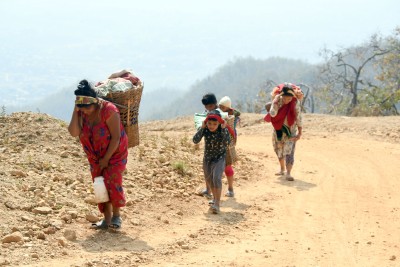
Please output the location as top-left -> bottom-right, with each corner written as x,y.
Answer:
171,160 -> 188,175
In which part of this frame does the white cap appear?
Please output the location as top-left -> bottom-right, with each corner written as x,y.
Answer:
218,96 -> 231,109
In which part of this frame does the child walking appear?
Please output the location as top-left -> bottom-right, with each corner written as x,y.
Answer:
193,110 -> 231,214
218,96 -> 240,197
195,93 -> 219,198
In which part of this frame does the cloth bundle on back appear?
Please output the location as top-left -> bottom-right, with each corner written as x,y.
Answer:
264,83 -> 303,140
264,82 -> 303,182
95,69 -> 144,148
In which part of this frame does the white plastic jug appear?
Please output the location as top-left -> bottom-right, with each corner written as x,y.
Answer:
93,176 -> 110,203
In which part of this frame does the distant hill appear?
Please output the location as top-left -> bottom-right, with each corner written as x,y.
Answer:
6,56 -> 317,122
145,57 -> 317,120
6,85 -> 181,122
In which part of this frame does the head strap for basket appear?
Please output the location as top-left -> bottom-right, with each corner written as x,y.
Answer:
75,96 -> 98,105
205,114 -> 225,124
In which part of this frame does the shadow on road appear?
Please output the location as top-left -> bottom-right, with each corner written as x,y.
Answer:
78,229 -> 153,253
276,176 -> 316,191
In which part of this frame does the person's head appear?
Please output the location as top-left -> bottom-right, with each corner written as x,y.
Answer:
201,93 -> 218,111
74,79 -> 99,115
205,109 -> 224,132
218,96 -> 231,112
281,83 -> 295,105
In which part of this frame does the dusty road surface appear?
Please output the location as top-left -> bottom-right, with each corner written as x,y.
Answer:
0,113 -> 399,267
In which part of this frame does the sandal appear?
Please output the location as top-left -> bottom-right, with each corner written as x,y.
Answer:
208,199 -> 215,206
109,216 -> 122,229
91,219 -> 109,230
286,174 -> 294,181
196,189 -> 213,199
225,190 -> 235,197
210,205 -> 220,214
275,171 -> 285,176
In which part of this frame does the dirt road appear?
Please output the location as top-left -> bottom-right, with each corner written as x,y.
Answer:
145,132 -> 400,267
4,113 -> 398,267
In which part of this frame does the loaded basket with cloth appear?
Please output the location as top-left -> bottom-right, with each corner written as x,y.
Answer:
264,82 -> 303,141
95,69 -> 143,148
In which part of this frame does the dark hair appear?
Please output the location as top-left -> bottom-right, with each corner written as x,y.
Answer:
207,109 -> 221,121
282,83 -> 295,96
74,80 -> 97,108
74,79 -> 97,97
201,93 -> 217,106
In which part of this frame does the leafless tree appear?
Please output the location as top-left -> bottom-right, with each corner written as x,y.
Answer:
318,34 -> 393,115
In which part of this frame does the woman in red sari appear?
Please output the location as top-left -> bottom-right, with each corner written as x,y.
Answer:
265,83 -> 303,181
68,80 -> 128,229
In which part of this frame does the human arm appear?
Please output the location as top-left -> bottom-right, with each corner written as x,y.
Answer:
222,127 -> 231,147
68,107 -> 81,137
193,127 -> 205,144
269,95 -> 281,117
99,112 -> 121,169
297,126 -> 302,137
265,102 -> 272,113
291,102 -> 303,141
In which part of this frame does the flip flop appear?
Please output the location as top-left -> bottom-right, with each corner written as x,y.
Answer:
225,190 -> 235,197
196,189 -> 213,199
90,220 -> 108,230
109,216 -> 122,229
210,205 -> 220,214
208,199 -> 215,206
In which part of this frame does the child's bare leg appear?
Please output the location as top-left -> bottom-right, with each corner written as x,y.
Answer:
227,175 -> 234,191
206,183 -> 211,193
203,181 -> 211,197
225,165 -> 234,192
211,187 -> 222,207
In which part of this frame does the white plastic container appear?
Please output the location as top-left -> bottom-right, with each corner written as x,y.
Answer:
194,113 -> 207,130
93,176 -> 110,203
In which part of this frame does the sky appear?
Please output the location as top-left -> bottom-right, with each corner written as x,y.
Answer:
0,0 -> 399,106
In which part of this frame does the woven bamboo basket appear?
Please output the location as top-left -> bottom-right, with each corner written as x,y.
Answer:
105,82 -> 144,148
226,115 -> 235,132
225,115 -> 238,164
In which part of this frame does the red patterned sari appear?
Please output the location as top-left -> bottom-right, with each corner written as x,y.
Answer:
78,101 -> 128,213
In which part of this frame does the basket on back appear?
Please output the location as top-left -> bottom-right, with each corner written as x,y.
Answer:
225,115 -> 238,164
106,82 -> 144,148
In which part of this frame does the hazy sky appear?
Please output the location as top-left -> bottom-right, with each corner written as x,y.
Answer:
0,0 -> 399,105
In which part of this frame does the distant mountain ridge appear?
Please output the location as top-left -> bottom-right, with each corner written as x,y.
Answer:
5,57 -> 316,122
146,57 -> 317,120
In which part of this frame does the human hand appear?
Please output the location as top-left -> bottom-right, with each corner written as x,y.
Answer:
99,157 -> 110,170
201,120 -> 207,129
290,133 -> 301,141
265,102 -> 272,112
221,121 -> 227,129
273,95 -> 281,104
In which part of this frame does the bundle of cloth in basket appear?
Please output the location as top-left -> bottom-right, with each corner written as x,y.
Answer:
94,69 -> 141,97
